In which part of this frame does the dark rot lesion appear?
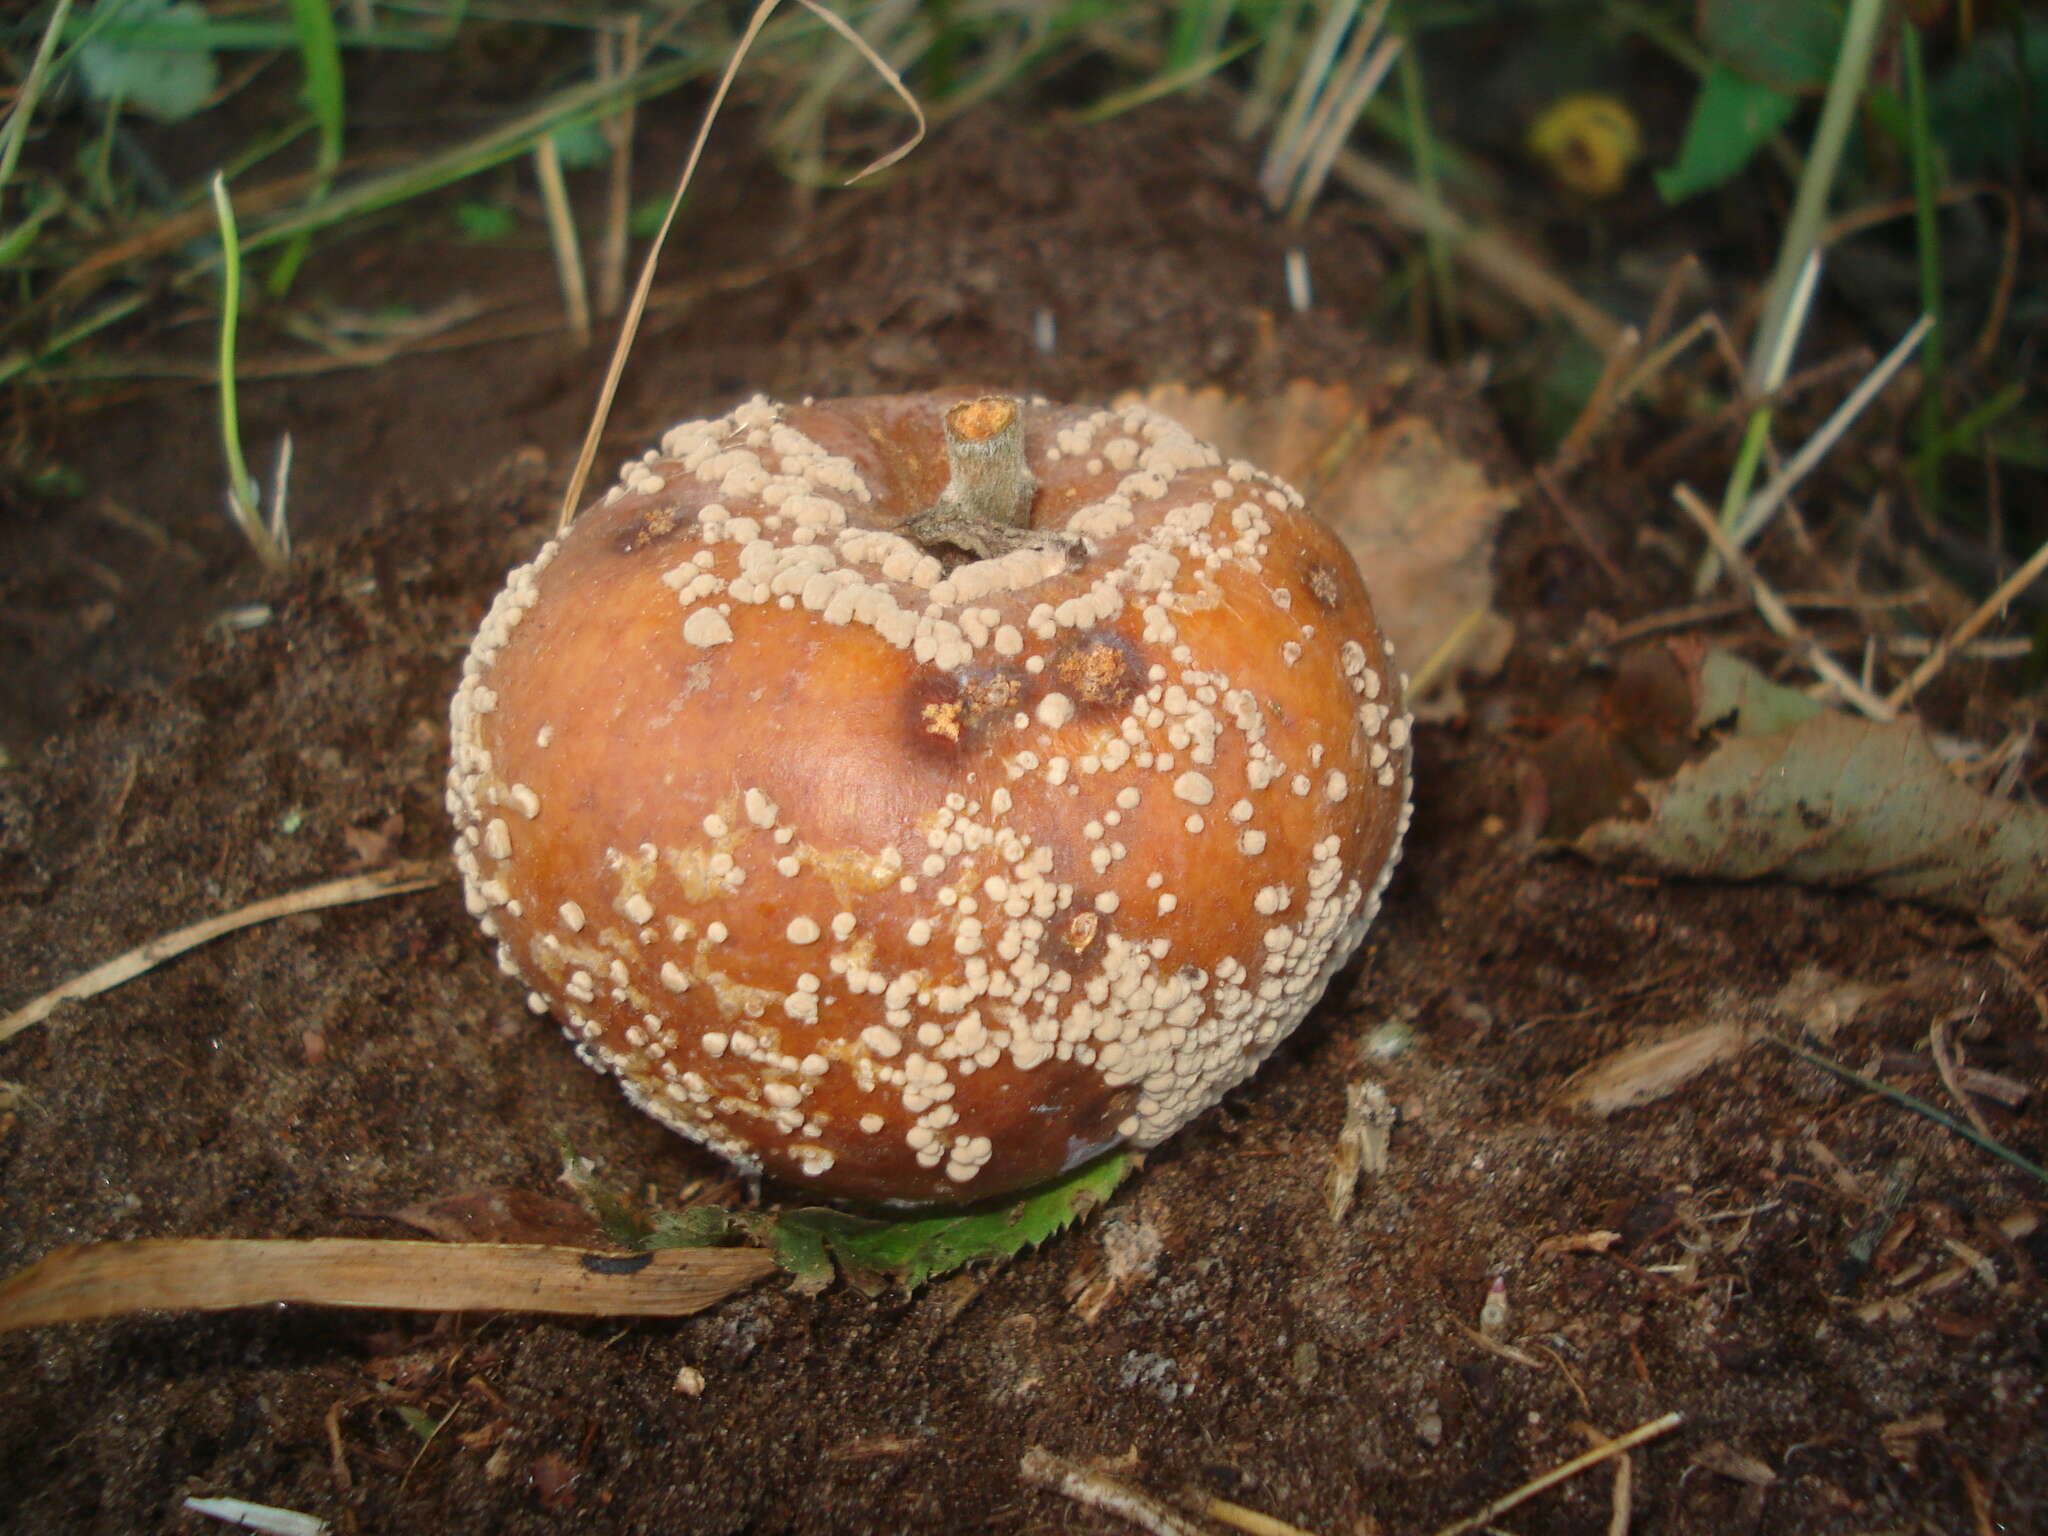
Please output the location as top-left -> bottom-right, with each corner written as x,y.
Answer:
611,492 -> 699,555
904,662 -> 1028,758
1303,558 -> 1345,612
1047,631 -> 1144,716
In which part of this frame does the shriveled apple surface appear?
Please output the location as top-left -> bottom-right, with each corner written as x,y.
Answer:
2,108 -> 2041,1535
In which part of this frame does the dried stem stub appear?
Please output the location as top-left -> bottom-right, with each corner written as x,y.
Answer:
905,397 -> 1079,565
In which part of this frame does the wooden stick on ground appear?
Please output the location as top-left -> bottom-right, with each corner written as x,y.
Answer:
0,861 -> 447,1046
0,1237 -> 774,1333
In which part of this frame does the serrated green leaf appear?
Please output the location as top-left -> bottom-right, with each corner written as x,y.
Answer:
1655,63 -> 1798,203
766,1151 -> 1132,1295
766,1218 -> 834,1295
77,0 -> 219,123
1702,0 -> 1843,91
643,1205 -> 739,1250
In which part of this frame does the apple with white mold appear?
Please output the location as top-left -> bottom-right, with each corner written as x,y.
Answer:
448,390 -> 1410,1204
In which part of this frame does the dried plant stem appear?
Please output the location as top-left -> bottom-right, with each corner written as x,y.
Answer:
1930,1012 -> 2000,1145
533,135 -> 591,341
0,862 -> 445,1046
1884,537 -> 2048,713
1430,1412 -> 1682,1536
596,15 -> 643,319
1728,314 -> 1933,554
1019,1449 -> 1208,1536
1672,484 -> 1893,720
1322,139 -> 1623,350
557,0 -> 924,535
1195,1493 -> 1325,1536
0,1238 -> 775,1333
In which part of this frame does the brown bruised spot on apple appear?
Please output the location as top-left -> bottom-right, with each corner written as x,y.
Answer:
448,391 -> 1412,1205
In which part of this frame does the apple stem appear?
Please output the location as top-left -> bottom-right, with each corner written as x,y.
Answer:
905,397 -> 1078,565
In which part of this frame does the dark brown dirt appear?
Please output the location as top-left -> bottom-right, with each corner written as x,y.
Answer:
3,107 -> 2044,1536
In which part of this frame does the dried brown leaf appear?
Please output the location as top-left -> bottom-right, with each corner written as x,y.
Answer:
1119,382 -> 1514,689
1563,1021 -> 1750,1115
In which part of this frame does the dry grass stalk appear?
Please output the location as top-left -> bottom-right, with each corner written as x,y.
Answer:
1885,536 -> 2048,713
1018,1448 -> 1207,1536
1929,1011 -> 2002,1144
533,135 -> 592,342
557,0 -> 924,535
596,15 -> 643,319
1194,1492 -> 1326,1536
1572,1424 -> 1635,1536
0,861 -> 446,1046
0,1238 -> 775,1333
1431,1412 -> 1683,1536
1727,314 -> 1933,555
1672,483 -> 1894,719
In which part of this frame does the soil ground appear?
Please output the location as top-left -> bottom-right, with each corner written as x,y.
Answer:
2,106 -> 2044,1535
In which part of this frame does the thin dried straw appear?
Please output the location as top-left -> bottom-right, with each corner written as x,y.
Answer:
1195,1493 -> 1325,1536
1431,1412 -> 1682,1536
1019,1448 -> 1207,1536
1728,313 -> 1933,554
1884,536 -> 2048,713
1672,484 -> 1893,720
0,1237 -> 774,1332
556,0 -> 925,536
0,862 -> 445,1046
533,134 -> 592,341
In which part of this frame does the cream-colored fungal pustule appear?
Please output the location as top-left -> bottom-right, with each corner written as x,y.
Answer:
449,390 -> 1411,1204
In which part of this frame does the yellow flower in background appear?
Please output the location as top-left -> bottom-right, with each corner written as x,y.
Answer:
1525,91 -> 1643,199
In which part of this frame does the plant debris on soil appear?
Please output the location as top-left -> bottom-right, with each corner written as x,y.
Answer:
2,106 -> 2044,1536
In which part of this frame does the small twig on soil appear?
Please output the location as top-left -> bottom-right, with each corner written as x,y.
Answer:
1019,1448 -> 1209,1536
0,861 -> 447,1046
1929,1010 -> 2002,1145
0,1238 -> 775,1333
1884,536 -> 2048,714
1572,1423 -> 1634,1536
1450,1317 -> 1545,1370
1854,1209 -> 2039,1323
1672,483 -> 1894,720
1765,1034 -> 2048,1188
1430,1411 -> 1682,1536
1192,1493 -> 1324,1536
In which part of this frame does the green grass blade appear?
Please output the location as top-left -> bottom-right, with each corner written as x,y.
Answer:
1743,0 -> 1890,391
240,55 -> 702,253
0,0 -> 78,210
210,171 -> 289,573
211,174 -> 258,521
270,0 -> 347,296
